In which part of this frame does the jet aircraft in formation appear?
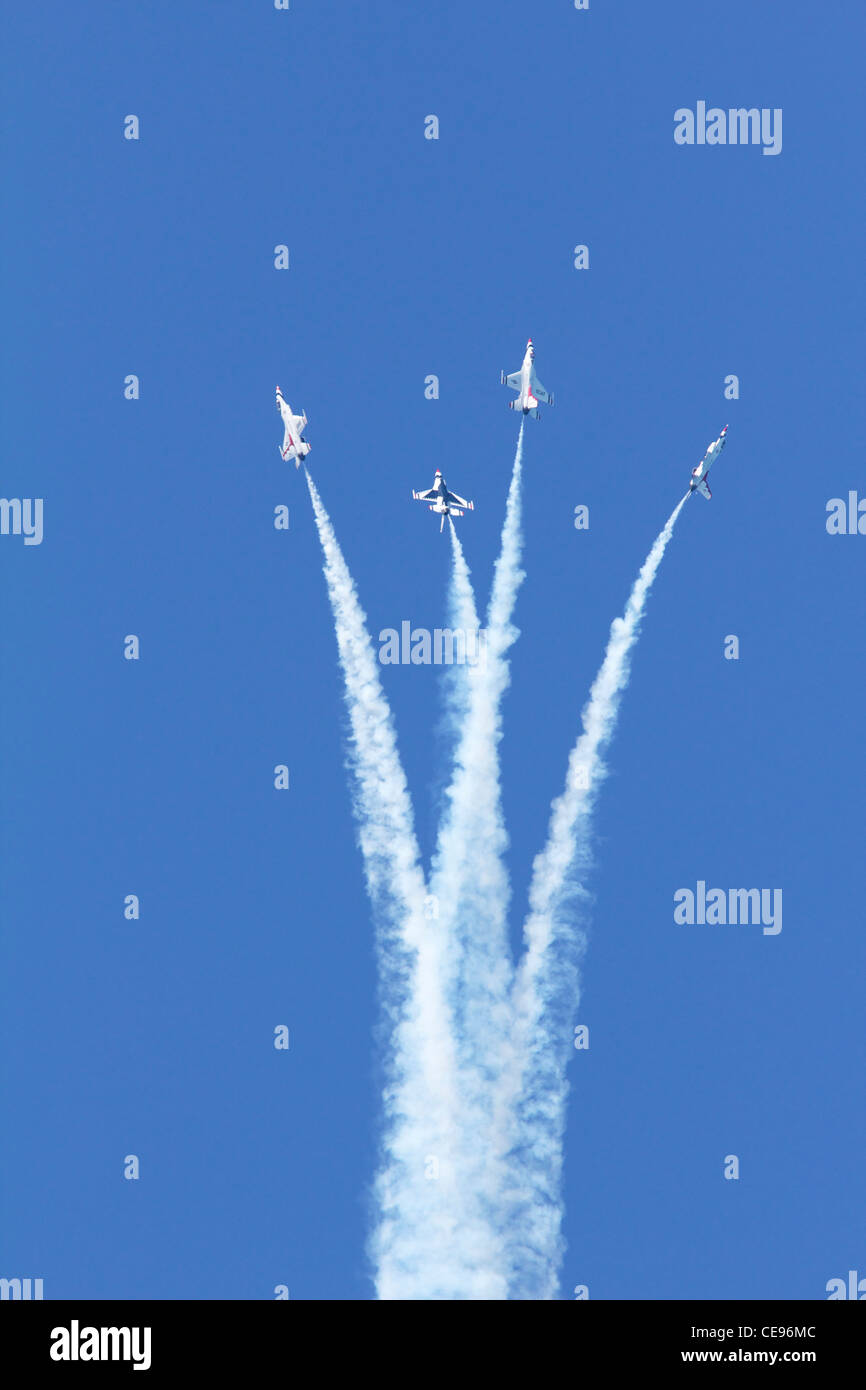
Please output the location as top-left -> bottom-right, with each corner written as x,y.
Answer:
408,337 -> 556,530
276,386 -> 311,466
275,345 -> 731,527
688,425 -> 728,498
411,470 -> 474,533
500,338 -> 554,419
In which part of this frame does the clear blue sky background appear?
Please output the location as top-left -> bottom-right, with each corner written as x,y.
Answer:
2,2 -> 863,1300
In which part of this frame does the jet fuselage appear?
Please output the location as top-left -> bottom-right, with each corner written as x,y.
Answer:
689,425 -> 728,495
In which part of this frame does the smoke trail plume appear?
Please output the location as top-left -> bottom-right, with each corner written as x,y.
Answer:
431,425 -> 525,1008
306,471 -> 477,1298
425,427 -> 526,1293
506,493 -> 689,1298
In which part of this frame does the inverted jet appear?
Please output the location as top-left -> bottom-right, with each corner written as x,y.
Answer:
688,425 -> 729,498
276,386 -> 311,466
412,470 -> 474,532
500,338 -> 554,419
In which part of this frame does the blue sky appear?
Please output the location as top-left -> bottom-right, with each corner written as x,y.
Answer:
1,2 -> 863,1299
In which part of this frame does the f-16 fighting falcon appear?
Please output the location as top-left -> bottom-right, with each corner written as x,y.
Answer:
276,386 -> 311,466
412,470 -> 475,532
688,424 -> 729,498
500,338 -> 554,419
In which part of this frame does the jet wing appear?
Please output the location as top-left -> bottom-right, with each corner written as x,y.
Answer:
696,478 -> 712,499
445,489 -> 472,509
531,373 -> 552,404
413,487 -> 439,502
503,371 -> 522,390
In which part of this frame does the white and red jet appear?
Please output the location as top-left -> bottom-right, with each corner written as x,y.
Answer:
500,338 -> 554,419
412,470 -> 474,533
688,425 -> 729,498
276,386 -> 311,466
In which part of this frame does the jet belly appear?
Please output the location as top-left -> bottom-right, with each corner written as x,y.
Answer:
510,366 -> 530,412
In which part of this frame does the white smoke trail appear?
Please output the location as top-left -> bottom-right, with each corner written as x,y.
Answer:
432,426 -> 525,1011
306,472 -> 482,1299
506,493 -> 689,1298
426,427 -> 526,1295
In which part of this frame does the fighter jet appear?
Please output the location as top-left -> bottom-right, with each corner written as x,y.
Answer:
688,425 -> 729,498
276,386 -> 311,466
500,338 -> 554,419
412,470 -> 474,533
